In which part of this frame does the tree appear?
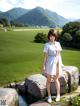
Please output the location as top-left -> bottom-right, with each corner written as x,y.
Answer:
0,18 -> 11,27
62,33 -> 72,41
75,30 -> 80,48
60,21 -> 80,49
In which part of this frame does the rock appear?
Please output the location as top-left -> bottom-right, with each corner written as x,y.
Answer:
30,101 -> 51,106
30,86 -> 80,106
25,74 -> 47,98
10,82 -> 16,88
51,71 -> 68,95
17,81 -> 26,93
0,88 -> 18,106
64,66 -> 79,92
25,66 -> 79,98
51,66 -> 79,95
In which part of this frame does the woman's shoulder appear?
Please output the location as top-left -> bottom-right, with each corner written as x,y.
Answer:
55,41 -> 60,45
55,41 -> 60,44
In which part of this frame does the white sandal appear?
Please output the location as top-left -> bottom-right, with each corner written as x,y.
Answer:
47,96 -> 52,103
56,95 -> 60,102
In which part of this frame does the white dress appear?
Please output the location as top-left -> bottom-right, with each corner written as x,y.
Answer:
43,41 -> 63,76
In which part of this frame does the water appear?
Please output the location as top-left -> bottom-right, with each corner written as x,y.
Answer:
18,92 -> 39,106
19,95 -> 27,106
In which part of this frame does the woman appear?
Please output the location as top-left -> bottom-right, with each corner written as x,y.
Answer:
42,29 -> 64,103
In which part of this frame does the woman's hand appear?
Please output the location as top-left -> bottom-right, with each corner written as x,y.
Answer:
43,65 -> 45,71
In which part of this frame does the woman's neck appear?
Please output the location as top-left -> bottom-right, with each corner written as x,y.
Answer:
50,41 -> 55,44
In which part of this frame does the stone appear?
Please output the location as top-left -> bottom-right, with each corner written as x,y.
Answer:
51,71 -> 69,95
25,74 -> 47,98
30,101 -> 51,106
0,88 -> 18,106
17,81 -> 26,93
30,86 -> 80,106
79,74 -> 80,85
25,66 -> 79,98
10,82 -> 16,88
50,66 -> 79,95
64,66 -> 79,92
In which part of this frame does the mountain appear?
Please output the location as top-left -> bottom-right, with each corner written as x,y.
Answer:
15,7 -> 69,27
0,7 -> 30,20
42,9 -> 69,26
14,7 -> 55,27
0,7 -> 69,27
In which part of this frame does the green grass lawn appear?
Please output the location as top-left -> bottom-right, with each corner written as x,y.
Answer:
0,29 -> 80,86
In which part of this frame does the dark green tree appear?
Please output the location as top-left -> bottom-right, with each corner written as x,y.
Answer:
60,21 -> 80,49
0,18 -> 11,27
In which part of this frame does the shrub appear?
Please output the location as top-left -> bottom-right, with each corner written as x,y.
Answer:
62,32 -> 72,41
34,32 -> 48,43
71,96 -> 80,106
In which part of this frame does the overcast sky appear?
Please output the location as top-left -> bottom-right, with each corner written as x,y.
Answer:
0,0 -> 80,19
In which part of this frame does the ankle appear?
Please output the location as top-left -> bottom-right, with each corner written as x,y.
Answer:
48,95 -> 51,98
57,94 -> 60,97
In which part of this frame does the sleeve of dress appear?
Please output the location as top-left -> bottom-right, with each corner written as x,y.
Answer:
43,43 -> 49,53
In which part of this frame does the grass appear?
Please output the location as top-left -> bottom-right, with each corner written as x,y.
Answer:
0,29 -> 80,86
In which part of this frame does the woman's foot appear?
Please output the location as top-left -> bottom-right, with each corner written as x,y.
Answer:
56,95 -> 60,102
47,96 -> 52,103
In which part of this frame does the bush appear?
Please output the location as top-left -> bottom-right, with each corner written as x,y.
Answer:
62,33 -> 72,41
71,96 -> 80,106
34,32 -> 48,43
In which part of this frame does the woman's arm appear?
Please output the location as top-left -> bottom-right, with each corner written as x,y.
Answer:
42,52 -> 48,72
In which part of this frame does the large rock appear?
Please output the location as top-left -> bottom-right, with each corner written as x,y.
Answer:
25,66 -> 79,98
25,74 -> 47,98
0,88 -> 18,106
64,66 -> 79,92
51,66 -> 79,95
30,86 -> 80,106
51,72 -> 68,95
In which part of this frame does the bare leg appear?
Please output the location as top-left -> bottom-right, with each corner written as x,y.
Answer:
46,74 -> 52,103
54,63 -> 60,101
46,74 -> 51,96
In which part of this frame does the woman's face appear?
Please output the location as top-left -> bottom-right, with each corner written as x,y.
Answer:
49,35 -> 55,42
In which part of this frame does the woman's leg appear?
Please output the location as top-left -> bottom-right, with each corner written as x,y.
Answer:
46,74 -> 52,103
46,74 -> 51,97
54,63 -> 60,101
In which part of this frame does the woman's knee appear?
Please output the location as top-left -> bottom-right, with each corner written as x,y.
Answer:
47,78 -> 51,84
46,74 -> 51,83
53,75 -> 58,82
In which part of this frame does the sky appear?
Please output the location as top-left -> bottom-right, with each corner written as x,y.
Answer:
0,0 -> 80,20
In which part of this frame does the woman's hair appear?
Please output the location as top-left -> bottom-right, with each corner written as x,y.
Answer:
47,29 -> 57,41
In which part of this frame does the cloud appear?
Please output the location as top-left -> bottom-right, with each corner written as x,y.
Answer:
0,0 -> 80,19
0,0 -> 13,11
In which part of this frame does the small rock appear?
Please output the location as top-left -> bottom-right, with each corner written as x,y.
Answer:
30,101 -> 51,106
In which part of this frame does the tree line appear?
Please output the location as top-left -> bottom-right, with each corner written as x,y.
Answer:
0,17 -> 29,27
34,21 -> 80,49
